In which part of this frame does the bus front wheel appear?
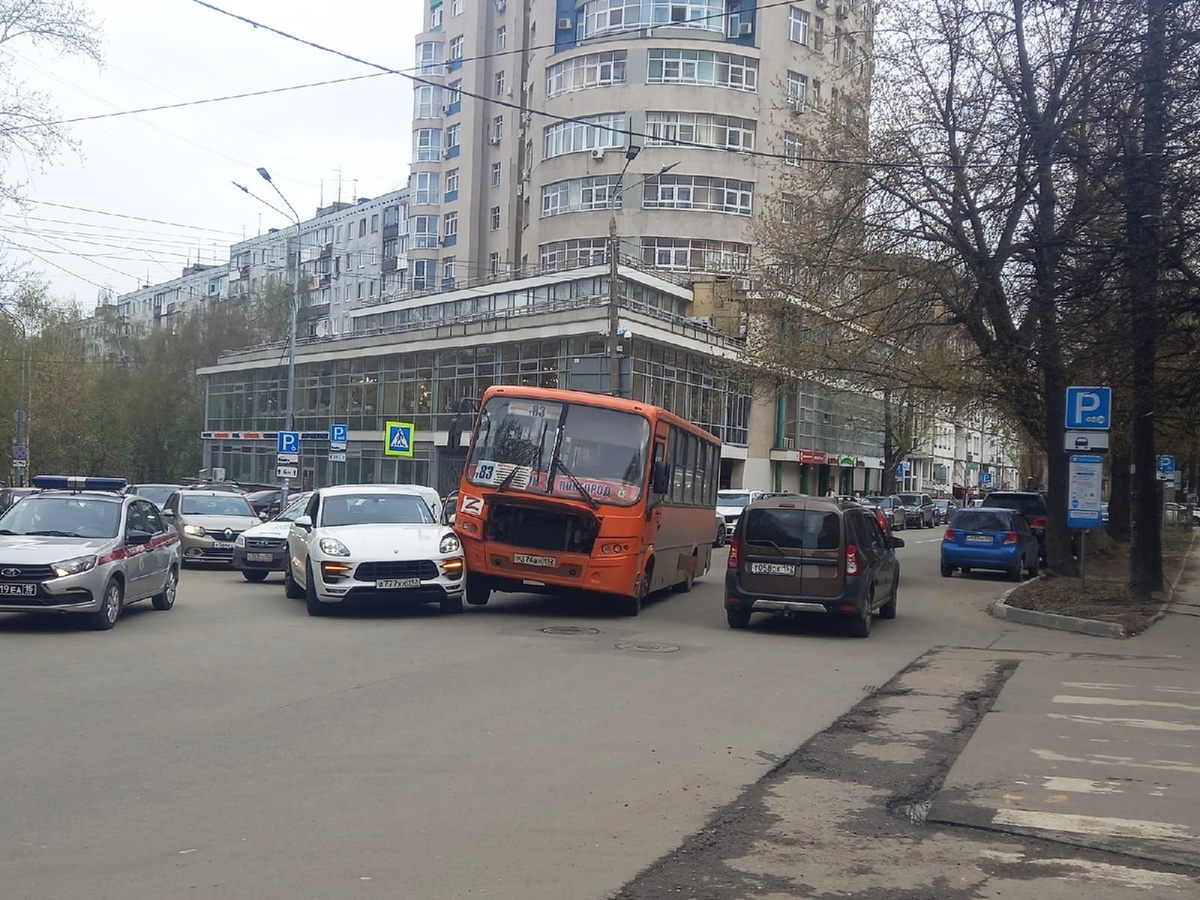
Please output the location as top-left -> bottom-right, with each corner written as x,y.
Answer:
621,567 -> 650,617
465,574 -> 491,606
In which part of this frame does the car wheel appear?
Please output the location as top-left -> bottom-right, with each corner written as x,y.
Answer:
464,573 -> 491,606
88,578 -> 123,630
151,567 -> 178,610
241,569 -> 269,583
878,578 -> 898,620
1026,555 -> 1039,579
940,562 -> 953,578
726,607 -> 752,629
847,594 -> 873,638
621,566 -> 650,616
1009,557 -> 1024,582
440,593 -> 464,615
714,527 -> 726,548
284,560 -> 305,599
305,560 -> 330,616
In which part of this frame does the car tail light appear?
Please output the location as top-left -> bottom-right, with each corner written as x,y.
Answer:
1003,531 -> 1018,545
943,528 -> 956,541
1030,516 -> 1047,529
728,538 -> 740,568
845,543 -> 860,576
874,508 -> 889,532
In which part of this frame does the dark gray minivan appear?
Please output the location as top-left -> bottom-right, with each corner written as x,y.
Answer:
724,496 -> 904,637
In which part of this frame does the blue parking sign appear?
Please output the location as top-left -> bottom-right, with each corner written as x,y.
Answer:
1065,386 -> 1112,430
277,431 -> 300,454
329,423 -> 348,444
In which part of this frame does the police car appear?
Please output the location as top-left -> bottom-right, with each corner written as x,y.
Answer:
0,476 -> 182,630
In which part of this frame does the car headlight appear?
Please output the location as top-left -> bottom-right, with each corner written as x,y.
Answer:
183,524 -> 206,536
234,533 -> 246,547
318,536 -> 351,557
52,555 -> 98,578
439,533 -> 461,554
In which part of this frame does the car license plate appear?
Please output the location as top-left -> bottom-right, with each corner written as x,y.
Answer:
213,541 -> 235,549
965,534 -> 992,543
247,553 -> 274,562
750,562 -> 796,576
514,553 -> 556,568
377,578 -> 421,589
0,583 -> 36,596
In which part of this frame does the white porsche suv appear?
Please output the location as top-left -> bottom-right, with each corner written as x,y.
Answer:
285,485 -> 465,617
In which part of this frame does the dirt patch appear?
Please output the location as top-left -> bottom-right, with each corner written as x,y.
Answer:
1004,528 -> 1193,635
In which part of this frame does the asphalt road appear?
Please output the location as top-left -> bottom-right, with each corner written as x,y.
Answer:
0,529 -> 1023,900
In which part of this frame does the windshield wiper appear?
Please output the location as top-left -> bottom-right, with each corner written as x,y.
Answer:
747,539 -> 786,555
26,530 -> 84,538
552,457 -> 600,510
0,529 -> 17,535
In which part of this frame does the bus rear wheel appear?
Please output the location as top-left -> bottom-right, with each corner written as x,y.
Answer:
465,574 -> 491,606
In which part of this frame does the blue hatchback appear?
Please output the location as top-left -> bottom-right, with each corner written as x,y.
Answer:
940,507 -> 1040,581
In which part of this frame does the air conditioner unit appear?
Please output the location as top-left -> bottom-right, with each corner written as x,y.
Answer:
738,22 -> 752,35
590,148 -> 606,160
515,184 -> 524,196
734,277 -> 752,291
495,0 -> 506,10
442,105 -> 452,115
557,17 -> 573,29
836,3 -> 849,16
489,136 -> 501,145
816,0 -> 828,7
792,98 -> 805,114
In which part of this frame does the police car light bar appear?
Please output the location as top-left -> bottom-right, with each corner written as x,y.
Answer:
31,475 -> 129,492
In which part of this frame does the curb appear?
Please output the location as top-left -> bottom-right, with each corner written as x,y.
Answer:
989,532 -> 1198,638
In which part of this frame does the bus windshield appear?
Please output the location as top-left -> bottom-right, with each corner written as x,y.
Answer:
466,396 -> 651,505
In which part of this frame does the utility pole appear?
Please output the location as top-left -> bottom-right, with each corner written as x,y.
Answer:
608,214 -> 621,396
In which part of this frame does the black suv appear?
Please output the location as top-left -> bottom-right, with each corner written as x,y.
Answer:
980,491 -> 1048,559
897,492 -> 937,528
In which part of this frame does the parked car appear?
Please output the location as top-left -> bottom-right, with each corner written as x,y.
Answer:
865,494 -> 906,531
244,489 -> 284,519
979,491 -> 1048,560
717,489 -> 767,539
932,498 -> 959,525
285,484 -> 465,617
714,512 -> 727,548
124,483 -> 183,509
940,507 -> 1040,581
0,475 -> 180,630
231,492 -> 312,581
161,489 -> 261,566
0,486 -> 37,513
897,492 -> 937,528
724,495 -> 904,638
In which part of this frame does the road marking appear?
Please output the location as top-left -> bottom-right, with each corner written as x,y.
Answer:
1042,776 -> 1125,795
1047,712 -> 1200,732
1053,694 -> 1200,712
1031,748 -> 1200,774
992,808 -> 1196,842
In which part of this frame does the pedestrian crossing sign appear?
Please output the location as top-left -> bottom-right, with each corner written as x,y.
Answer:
385,421 -> 415,458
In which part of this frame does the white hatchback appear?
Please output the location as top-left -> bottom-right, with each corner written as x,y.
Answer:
284,485 -> 465,617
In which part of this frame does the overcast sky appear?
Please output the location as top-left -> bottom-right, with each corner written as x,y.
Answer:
2,0 -> 422,309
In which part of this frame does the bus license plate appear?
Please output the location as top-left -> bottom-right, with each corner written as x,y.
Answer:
0,583 -> 36,596
377,578 -> 421,589
514,554 -> 556,568
750,562 -> 795,576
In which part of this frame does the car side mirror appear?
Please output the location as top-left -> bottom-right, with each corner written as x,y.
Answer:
259,511 -> 269,521
651,459 -> 671,495
161,509 -> 174,518
126,529 -> 153,545
889,536 -> 905,549
294,515 -> 313,530
442,511 -> 456,527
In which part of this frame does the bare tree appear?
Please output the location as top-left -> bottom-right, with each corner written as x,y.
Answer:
0,0 -> 102,204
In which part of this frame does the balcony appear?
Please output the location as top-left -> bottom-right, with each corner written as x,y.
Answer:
382,258 -> 398,273
383,223 -> 399,240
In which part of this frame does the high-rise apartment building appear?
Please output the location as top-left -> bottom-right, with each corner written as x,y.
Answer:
408,0 -> 872,289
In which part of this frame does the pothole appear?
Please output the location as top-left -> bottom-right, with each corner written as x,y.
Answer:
538,626 -> 602,636
614,641 -> 680,653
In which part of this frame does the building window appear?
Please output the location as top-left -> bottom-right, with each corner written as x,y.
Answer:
359,218 -> 367,237
788,7 -> 810,45
784,131 -> 803,166
642,175 -> 752,215
810,78 -> 823,110
786,70 -> 808,107
496,25 -> 506,49
446,123 -> 461,149
411,215 -> 439,248
490,206 -> 501,230
545,51 -> 628,98
492,115 -> 504,141
488,252 -> 501,274
640,237 -> 750,272
446,168 -> 460,195
411,258 -> 436,291
543,113 -> 626,158
412,171 -> 440,205
413,128 -> 442,161
430,6 -> 442,30
449,35 -> 464,60
451,0 -> 462,14
495,70 -> 507,96
370,214 -> 379,233
444,211 -> 458,239
541,175 -> 622,217
646,49 -> 757,92
491,162 -> 503,187
644,112 -> 755,151
580,0 -> 725,40
538,237 -> 608,271
416,41 -> 444,74
442,256 -> 457,287
414,84 -> 441,119
446,80 -> 462,108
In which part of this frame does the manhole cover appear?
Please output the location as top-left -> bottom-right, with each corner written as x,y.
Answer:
614,641 -> 680,653
539,626 -> 601,636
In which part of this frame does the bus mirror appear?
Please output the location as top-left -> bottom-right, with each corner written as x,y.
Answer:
652,459 -> 671,495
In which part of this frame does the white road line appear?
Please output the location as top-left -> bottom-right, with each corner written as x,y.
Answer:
1052,695 -> 1200,712
992,808 -> 1196,842
1031,748 -> 1200,774
1041,776 -> 1125,794
1046,713 -> 1200,732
